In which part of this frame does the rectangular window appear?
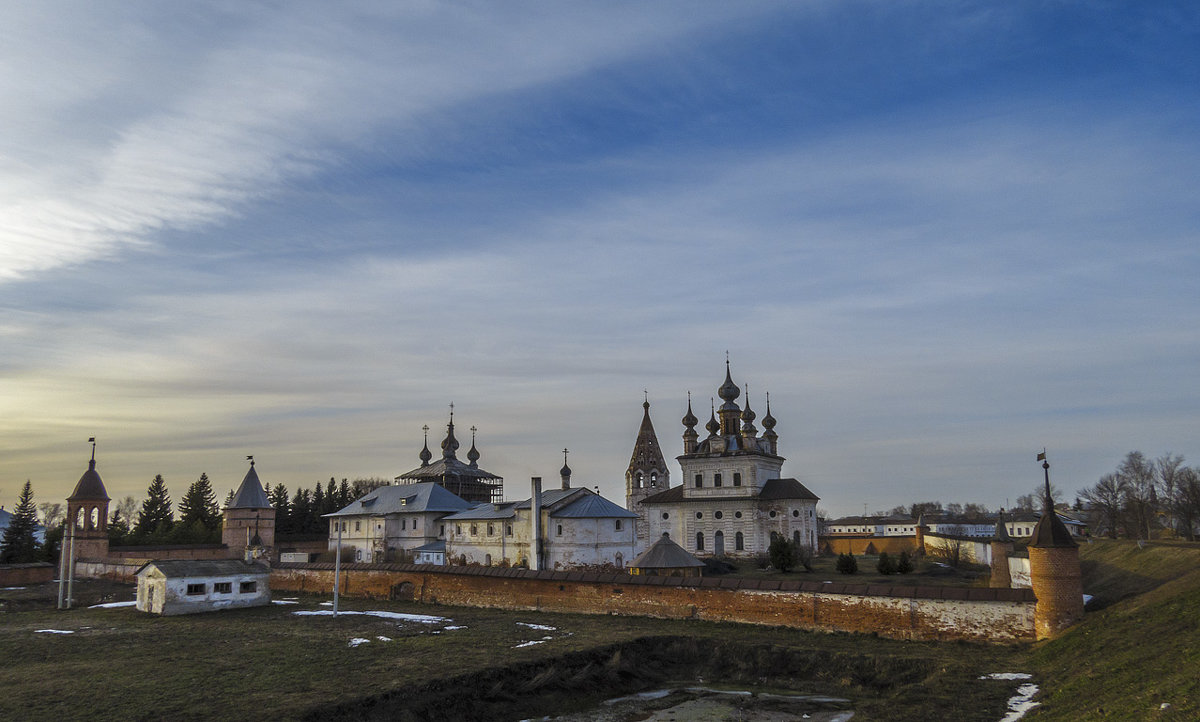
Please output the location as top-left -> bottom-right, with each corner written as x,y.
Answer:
355,521 -> 361,532
214,582 -> 232,594
441,524 -> 446,536
506,524 -> 513,536
556,524 -> 563,536
455,524 -> 461,535
714,473 -> 722,487
695,473 -> 703,488
402,518 -> 406,530
470,524 -> 478,536
239,581 -> 257,594
614,520 -> 622,531
733,472 -> 741,487
186,583 -> 205,596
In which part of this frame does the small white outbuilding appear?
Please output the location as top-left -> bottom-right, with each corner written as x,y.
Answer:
135,559 -> 271,615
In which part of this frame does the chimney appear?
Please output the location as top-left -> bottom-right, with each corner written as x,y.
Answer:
530,476 -> 542,571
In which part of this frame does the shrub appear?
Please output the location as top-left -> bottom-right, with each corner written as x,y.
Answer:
897,550 -> 914,574
754,553 -> 771,570
876,551 -> 897,575
836,552 -> 858,574
769,537 -> 798,573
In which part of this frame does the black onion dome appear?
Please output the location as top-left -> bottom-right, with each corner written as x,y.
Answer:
681,394 -> 698,428
740,386 -> 756,422
761,394 -> 777,430
718,361 -> 740,402
466,440 -> 480,467
419,436 -> 433,466
705,401 -> 721,435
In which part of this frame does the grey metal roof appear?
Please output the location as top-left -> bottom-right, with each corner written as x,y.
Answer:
228,465 -> 271,509
551,493 -> 638,519
631,536 -> 705,569
513,488 -> 581,510
442,502 -> 518,521
135,559 -> 270,578
68,460 -> 110,502
324,482 -> 472,517
412,540 -> 446,553
640,477 -> 819,505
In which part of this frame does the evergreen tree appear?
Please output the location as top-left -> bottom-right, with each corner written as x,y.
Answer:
338,478 -> 351,508
291,488 -> 311,536
107,510 -> 131,545
223,489 -> 235,508
0,480 -> 40,563
836,553 -> 859,574
876,551 -> 897,575
269,484 -> 290,531
178,473 -> 220,532
325,478 -> 339,514
897,550 -> 914,574
133,474 -> 174,540
311,483 -> 326,527
768,536 -> 798,573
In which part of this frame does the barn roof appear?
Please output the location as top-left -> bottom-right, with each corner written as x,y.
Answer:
631,536 -> 705,569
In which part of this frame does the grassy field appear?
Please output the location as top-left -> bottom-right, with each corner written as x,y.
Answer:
1,540 -> 1195,721
1025,539 -> 1200,721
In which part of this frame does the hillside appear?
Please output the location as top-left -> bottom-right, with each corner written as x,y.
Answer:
1028,540 -> 1200,720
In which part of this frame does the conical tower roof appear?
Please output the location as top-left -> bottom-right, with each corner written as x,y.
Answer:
993,509 -> 1013,543
1029,459 -> 1076,548
228,460 -> 272,509
69,459 -> 110,502
628,399 -> 668,475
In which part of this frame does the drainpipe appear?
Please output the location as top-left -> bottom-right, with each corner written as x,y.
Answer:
530,477 -> 542,571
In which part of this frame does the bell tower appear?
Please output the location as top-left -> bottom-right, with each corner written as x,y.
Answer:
626,395 -> 670,545
222,457 -> 275,556
65,439 -> 110,560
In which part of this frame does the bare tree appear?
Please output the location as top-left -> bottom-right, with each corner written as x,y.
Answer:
37,502 -> 63,528
1080,474 -> 1127,538
116,495 -> 139,527
1118,451 -> 1157,539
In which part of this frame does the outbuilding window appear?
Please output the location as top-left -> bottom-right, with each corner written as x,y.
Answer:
614,520 -> 622,531
214,582 -> 232,594
240,581 -> 257,594
186,584 -> 205,596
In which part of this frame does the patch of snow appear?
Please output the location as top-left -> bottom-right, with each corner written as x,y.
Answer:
999,683 -> 1040,721
516,622 -> 556,631
348,638 -> 370,648
88,601 -> 135,609
319,601 -> 333,606
271,600 -> 300,605
1161,703 -> 1171,710
2,586 -> 26,590
443,625 -> 466,630
35,629 -> 74,634
980,673 -> 1033,681
1083,594 -> 1094,606
292,610 -> 450,623
376,636 -> 392,642
513,636 -> 554,648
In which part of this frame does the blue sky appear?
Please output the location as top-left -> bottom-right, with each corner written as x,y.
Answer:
2,2 -> 1198,517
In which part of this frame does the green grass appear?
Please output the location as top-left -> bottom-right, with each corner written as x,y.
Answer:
724,552 -> 989,587
0,587 -> 1026,721
1025,539 -> 1200,720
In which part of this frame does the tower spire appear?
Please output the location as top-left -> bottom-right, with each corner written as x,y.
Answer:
440,404 -> 460,460
419,425 -> 432,466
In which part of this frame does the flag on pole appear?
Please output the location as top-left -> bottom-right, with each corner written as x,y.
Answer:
1036,450 -> 1046,461
88,437 -> 95,443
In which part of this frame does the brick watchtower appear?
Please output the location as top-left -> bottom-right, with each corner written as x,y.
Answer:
1028,455 -> 1084,639
222,458 -> 275,556
66,444 -> 110,561
989,509 -> 1015,588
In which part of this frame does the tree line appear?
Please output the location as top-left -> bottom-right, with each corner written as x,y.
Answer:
1078,451 -> 1200,541
1,474 -> 391,563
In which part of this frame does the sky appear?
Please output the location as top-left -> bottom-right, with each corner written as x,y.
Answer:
2,2 -> 1198,518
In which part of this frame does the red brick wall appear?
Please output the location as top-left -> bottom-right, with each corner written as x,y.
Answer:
271,563 -> 1037,643
1028,545 -> 1084,639
106,545 -> 230,560
0,563 -> 54,585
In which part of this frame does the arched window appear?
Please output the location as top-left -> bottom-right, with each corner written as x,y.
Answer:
485,554 -> 492,566
714,530 -> 724,555
650,472 -> 657,487
735,531 -> 744,551
793,531 -> 801,544
615,552 -> 624,568
89,507 -> 99,529
696,532 -> 705,551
